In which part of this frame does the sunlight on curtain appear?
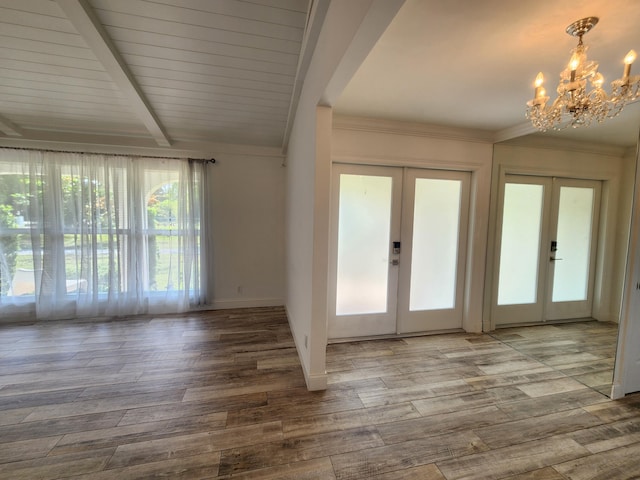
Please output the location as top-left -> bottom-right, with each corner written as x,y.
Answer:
0,149 -> 207,320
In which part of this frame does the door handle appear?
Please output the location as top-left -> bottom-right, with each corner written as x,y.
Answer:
550,257 -> 563,261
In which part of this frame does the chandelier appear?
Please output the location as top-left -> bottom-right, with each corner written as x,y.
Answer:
526,17 -> 639,131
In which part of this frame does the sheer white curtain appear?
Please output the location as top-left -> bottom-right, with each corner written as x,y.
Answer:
0,148 -> 207,320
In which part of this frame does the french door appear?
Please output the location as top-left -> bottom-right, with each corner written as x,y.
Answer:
328,164 -> 470,339
493,175 -> 601,326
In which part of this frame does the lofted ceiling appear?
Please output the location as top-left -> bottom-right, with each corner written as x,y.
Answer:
0,0 -> 309,151
0,0 -> 639,152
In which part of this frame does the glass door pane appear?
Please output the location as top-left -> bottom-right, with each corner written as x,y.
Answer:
409,178 -> 461,311
497,183 -> 545,305
336,174 -> 393,315
492,176 -> 552,327
552,186 -> 594,302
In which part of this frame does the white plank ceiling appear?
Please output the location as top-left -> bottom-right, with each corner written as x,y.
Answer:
0,0 -> 309,149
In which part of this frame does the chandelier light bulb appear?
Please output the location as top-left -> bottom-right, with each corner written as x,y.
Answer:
534,72 -> 546,99
624,49 -> 637,78
625,49 -> 637,65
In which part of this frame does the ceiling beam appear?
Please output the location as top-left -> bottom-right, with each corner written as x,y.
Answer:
320,0 -> 406,107
56,0 -> 171,147
282,0 -> 330,152
0,114 -> 25,137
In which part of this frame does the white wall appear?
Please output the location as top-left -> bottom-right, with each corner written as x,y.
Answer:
209,153 -> 285,309
286,105 -> 332,391
285,0 -> 405,390
613,139 -> 640,398
331,118 -> 494,333
613,149 -> 637,322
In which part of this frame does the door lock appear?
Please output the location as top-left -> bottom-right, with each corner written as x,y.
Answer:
550,240 -> 562,261
390,259 -> 400,266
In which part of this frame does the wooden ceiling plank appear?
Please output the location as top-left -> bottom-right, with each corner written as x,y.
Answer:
140,85 -> 291,107
0,58 -> 114,81
0,7 -> 77,33
0,86 -> 129,106
133,68 -> 293,95
56,0 -> 171,147
146,0 -> 307,27
0,35 -> 99,61
90,0 -> 303,42
0,23 -> 85,48
0,0 -> 66,18
123,55 -> 294,86
0,78 -> 125,99
0,94 -> 133,111
93,11 -> 301,55
0,47 -> 104,71
160,107 -> 288,121
2,101 -> 132,118
113,42 -> 298,75
0,68 -> 120,91
105,27 -> 300,67
146,95 -> 289,115
0,114 -> 24,137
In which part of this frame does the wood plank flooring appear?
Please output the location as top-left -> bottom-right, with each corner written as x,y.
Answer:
490,321 -> 618,396
0,308 -> 638,479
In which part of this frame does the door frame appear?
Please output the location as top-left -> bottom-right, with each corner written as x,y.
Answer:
328,163 -> 473,340
490,174 -> 602,327
484,151 -> 629,333
330,148 -> 493,336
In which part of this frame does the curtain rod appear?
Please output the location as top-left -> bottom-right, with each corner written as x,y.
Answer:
0,146 -> 216,164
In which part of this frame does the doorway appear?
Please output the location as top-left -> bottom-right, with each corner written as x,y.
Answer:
492,175 -> 602,326
328,164 -> 471,339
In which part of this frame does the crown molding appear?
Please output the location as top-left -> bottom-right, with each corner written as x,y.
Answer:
497,134 -> 628,157
493,121 -> 537,143
332,114 -> 495,143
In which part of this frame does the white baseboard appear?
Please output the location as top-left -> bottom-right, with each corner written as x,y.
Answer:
207,297 -> 283,310
284,305 -> 328,392
304,371 -> 328,391
610,382 -> 625,399
592,311 -> 619,324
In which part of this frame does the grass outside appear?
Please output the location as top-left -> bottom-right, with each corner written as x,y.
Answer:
9,233 -> 196,295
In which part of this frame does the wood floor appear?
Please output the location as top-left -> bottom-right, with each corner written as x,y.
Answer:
490,321 -> 618,396
0,307 -> 638,479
